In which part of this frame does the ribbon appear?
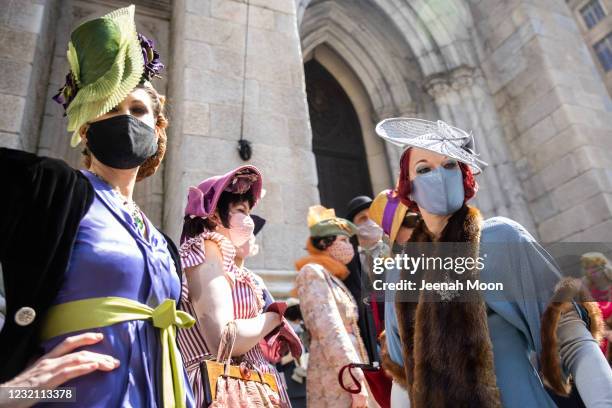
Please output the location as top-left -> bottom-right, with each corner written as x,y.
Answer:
41,297 -> 195,408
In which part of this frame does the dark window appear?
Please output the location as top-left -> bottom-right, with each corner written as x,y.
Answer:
305,59 -> 373,215
594,33 -> 612,71
581,0 -> 606,29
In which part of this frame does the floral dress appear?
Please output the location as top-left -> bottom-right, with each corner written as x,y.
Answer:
296,262 -> 371,407
177,231 -> 283,406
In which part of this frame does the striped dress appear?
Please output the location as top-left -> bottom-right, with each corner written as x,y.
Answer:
176,230 -> 280,407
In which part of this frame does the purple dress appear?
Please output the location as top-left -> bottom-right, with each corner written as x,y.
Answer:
39,171 -> 194,407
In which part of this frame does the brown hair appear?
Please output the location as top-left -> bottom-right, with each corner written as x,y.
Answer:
81,83 -> 168,181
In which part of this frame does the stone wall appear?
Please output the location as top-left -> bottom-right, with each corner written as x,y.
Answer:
0,0 -> 57,151
164,0 -> 318,296
472,0 -> 612,242
567,0 -> 612,96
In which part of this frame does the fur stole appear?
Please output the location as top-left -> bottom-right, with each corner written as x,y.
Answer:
395,205 -> 501,407
379,330 -> 409,389
540,277 -> 605,396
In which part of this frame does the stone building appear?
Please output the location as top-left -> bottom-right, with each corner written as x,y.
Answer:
1,0 -> 612,297
568,0 -> 612,94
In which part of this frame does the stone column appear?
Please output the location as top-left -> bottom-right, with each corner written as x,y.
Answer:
472,0 -> 612,242
0,0 -> 58,151
165,0 -> 317,297
424,66 -> 536,233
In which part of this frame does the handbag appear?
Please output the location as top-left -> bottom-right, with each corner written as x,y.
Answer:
339,362 -> 392,408
200,321 -> 285,407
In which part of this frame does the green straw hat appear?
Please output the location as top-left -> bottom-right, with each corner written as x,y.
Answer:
60,5 -> 144,147
307,205 -> 358,238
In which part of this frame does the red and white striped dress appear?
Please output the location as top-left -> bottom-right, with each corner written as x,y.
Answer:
176,230 -> 275,407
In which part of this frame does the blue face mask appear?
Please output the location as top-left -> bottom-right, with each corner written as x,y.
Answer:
410,166 -> 465,215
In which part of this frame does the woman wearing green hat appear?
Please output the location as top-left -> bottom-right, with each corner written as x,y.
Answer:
294,205 -> 373,408
0,6 -> 194,407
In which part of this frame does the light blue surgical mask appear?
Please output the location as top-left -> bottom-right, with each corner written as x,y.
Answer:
410,166 -> 464,215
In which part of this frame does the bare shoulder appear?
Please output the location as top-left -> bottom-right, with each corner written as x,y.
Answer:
203,239 -> 223,259
185,240 -> 225,279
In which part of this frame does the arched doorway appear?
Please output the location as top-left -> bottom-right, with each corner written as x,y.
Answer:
305,59 -> 373,214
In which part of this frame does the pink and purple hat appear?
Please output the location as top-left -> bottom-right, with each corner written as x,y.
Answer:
185,165 -> 263,218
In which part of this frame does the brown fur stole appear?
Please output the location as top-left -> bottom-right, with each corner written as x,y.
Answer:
379,330 -> 409,389
540,277 -> 605,396
395,205 -> 501,407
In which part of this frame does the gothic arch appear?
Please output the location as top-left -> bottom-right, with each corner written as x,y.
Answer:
298,0 -> 482,150
299,0 -> 432,184
298,0 -> 536,231
305,45 -> 394,193
301,1 -> 417,119
299,0 -> 478,77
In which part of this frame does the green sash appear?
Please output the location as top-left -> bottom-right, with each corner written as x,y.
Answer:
41,297 -> 195,408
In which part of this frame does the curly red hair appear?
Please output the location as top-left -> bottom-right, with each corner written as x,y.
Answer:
395,148 -> 478,211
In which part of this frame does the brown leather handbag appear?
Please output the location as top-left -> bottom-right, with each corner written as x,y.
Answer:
200,321 -> 284,407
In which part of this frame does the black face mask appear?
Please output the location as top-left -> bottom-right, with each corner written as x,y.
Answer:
86,114 -> 158,169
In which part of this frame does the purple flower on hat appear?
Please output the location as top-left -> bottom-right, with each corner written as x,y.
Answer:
138,33 -> 164,81
226,171 -> 259,194
52,71 -> 79,114
52,33 -> 164,111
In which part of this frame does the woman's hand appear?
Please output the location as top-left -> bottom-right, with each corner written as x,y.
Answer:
344,367 -> 369,408
0,333 -> 119,407
187,240 -> 283,356
350,386 -> 369,408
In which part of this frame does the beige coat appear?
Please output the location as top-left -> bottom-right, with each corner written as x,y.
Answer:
296,262 -> 371,407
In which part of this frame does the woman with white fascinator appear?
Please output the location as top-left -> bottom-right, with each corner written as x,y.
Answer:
375,118 -> 612,407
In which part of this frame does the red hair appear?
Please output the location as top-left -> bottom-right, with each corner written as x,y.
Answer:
395,148 -> 478,211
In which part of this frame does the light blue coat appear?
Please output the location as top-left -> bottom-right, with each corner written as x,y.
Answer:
384,216 -> 608,407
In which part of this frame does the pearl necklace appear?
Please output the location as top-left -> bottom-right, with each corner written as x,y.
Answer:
90,171 -> 146,235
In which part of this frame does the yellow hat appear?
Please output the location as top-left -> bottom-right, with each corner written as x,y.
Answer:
369,190 -> 409,245
307,205 -> 357,238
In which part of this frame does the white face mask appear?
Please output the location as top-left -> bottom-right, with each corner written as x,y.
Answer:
235,234 -> 259,259
228,212 -> 255,246
357,219 -> 383,249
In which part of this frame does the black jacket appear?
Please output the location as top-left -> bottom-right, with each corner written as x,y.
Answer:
0,148 -> 182,382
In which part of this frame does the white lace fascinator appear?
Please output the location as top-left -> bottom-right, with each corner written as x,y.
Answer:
375,118 -> 488,174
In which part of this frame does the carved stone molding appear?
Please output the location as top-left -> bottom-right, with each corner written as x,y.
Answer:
372,106 -> 398,123
371,101 -> 417,123
424,75 -> 450,99
397,102 -> 418,118
424,65 -> 477,98
450,65 -> 476,91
